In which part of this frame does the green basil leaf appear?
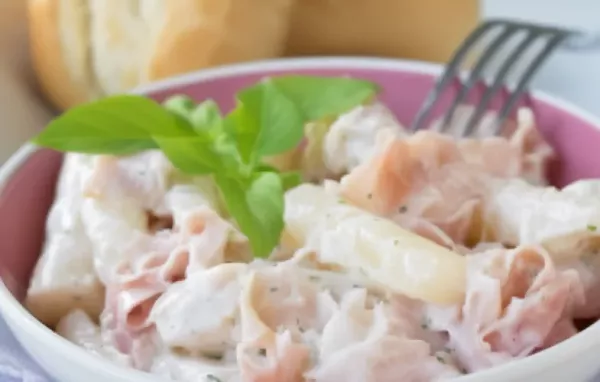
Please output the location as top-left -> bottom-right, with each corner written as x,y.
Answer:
269,75 -> 379,121
154,135 -> 224,175
228,76 -> 378,164
223,103 -> 252,164
30,74 -> 382,261
231,83 -> 304,162
190,100 -> 222,131
218,138 -> 250,178
32,137 -> 157,156
164,96 -> 223,135
255,163 -> 302,191
33,95 -> 192,154
279,171 -> 302,191
163,95 -> 196,120
214,172 -> 284,258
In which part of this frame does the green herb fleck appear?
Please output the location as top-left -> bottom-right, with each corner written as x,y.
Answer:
421,316 -> 432,329
296,318 -> 305,332
205,375 -> 222,382
588,224 -> 597,232
204,353 -> 224,361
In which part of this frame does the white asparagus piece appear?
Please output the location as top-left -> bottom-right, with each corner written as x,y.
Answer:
284,184 -> 466,304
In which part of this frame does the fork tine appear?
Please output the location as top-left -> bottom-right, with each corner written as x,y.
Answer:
409,20 -> 502,132
494,31 -> 570,132
442,25 -> 520,133
461,30 -> 542,137
412,19 -> 572,135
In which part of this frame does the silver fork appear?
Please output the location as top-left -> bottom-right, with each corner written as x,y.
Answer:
410,18 -> 573,136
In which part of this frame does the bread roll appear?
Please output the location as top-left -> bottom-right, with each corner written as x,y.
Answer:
28,0 -> 295,110
0,0 -> 54,162
286,0 -> 480,63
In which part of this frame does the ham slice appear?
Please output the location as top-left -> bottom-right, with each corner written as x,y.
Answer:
428,245 -> 584,372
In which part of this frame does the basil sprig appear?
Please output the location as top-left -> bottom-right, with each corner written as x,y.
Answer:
32,75 -> 380,257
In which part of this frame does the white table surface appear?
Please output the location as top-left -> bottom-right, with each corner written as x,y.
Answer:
1,2 -> 600,381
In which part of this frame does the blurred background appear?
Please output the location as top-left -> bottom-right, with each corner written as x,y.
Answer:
1,0 -> 599,163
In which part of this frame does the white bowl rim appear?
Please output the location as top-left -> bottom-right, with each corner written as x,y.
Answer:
1,56 -> 600,382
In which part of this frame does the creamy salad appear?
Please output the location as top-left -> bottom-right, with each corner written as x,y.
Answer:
25,77 -> 600,382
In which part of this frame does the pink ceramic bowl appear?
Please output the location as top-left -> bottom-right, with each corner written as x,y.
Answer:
1,57 -> 600,382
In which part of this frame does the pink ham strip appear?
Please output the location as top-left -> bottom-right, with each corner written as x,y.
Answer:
340,130 -> 486,244
428,245 -> 585,372
236,269 -> 314,382
102,207 -> 247,358
308,290 -> 461,382
340,114 -> 553,247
